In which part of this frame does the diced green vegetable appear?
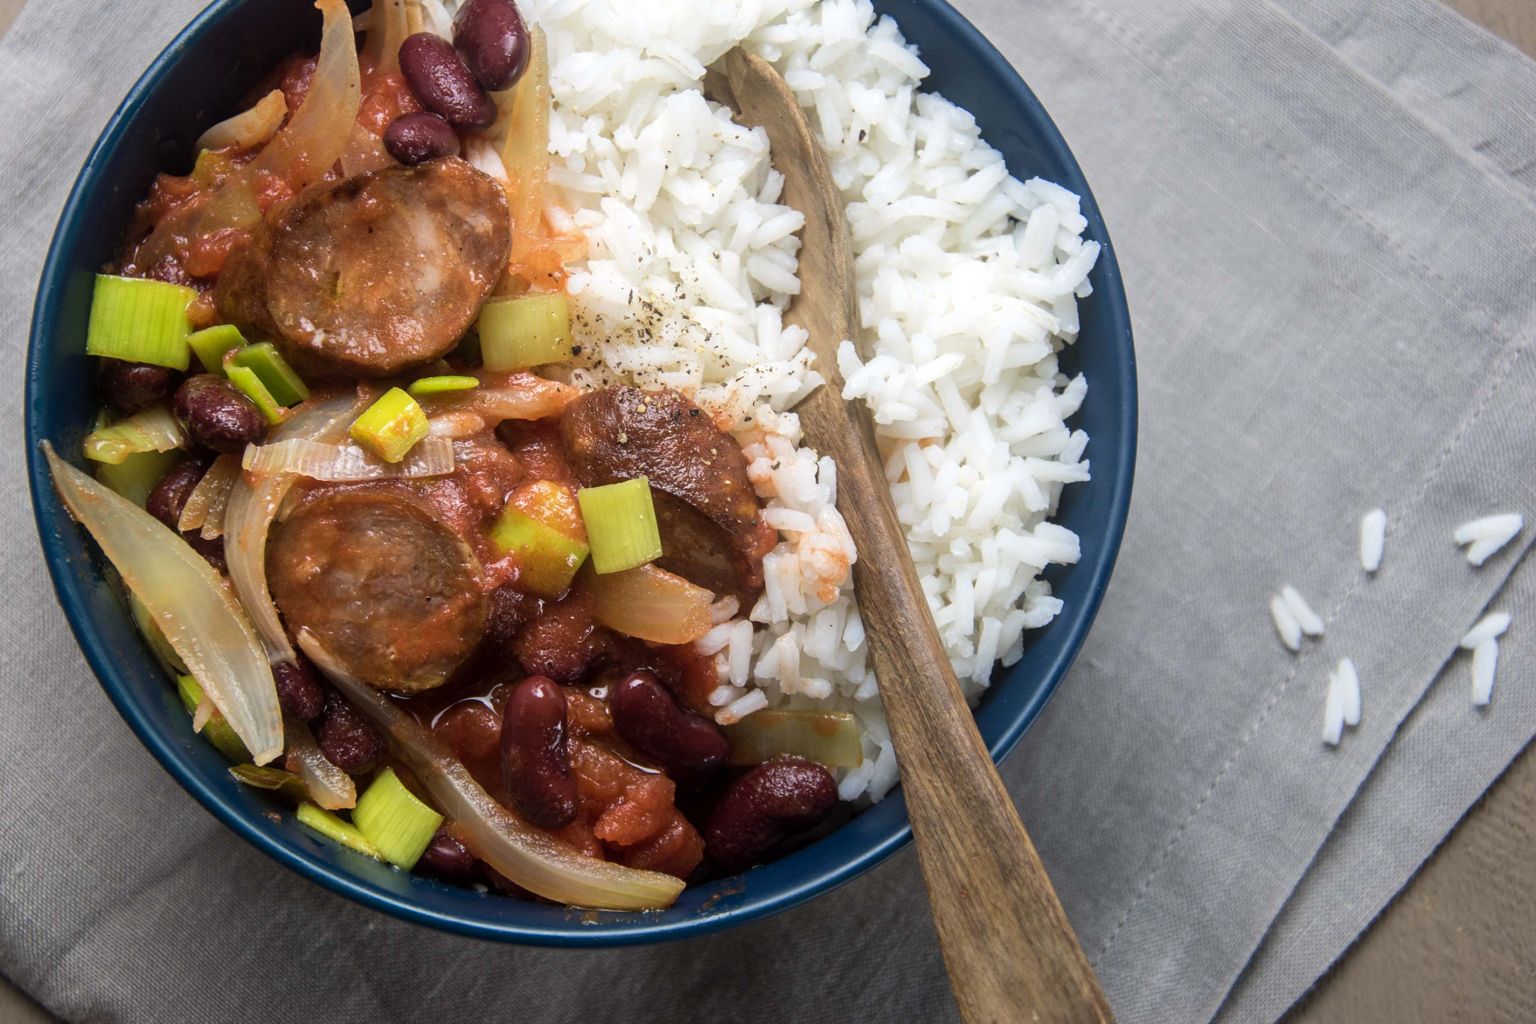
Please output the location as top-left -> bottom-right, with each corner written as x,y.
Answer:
725,709 -> 865,768
477,292 -> 574,371
352,767 -> 444,869
82,404 -> 186,465
225,364 -> 286,425
295,802 -> 383,860
349,387 -> 428,464
230,764 -> 309,801
490,505 -> 589,597
176,674 -> 251,763
187,324 -> 245,375
407,375 -> 480,398
86,275 -> 197,371
95,448 -> 179,507
230,342 -> 309,406
578,477 -> 663,574
131,592 -> 188,674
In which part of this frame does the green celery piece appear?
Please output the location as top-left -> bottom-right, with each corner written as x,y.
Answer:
94,448 -> 179,507
350,387 -> 428,463
230,342 -> 310,406
82,404 -> 185,465
296,802 -> 383,861
577,476 -> 663,574
225,364 -> 286,425
86,275 -> 196,371
477,292 -> 574,371
188,324 -> 246,376
407,375 -> 480,398
489,505 -> 589,597
352,767 -> 444,869
176,675 -> 251,762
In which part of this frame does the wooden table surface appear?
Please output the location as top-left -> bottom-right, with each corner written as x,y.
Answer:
0,1 -> 1532,1022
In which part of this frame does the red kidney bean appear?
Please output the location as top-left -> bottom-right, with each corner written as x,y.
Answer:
99,358 -> 180,416
416,827 -> 480,883
384,111 -> 461,166
273,658 -> 325,721
145,454 -> 210,530
609,671 -> 729,776
500,675 -> 578,829
173,374 -> 267,453
453,0 -> 529,91
399,33 -> 497,132
316,691 -> 386,774
704,758 -> 839,872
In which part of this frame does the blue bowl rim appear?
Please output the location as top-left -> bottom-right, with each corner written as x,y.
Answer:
25,0 -> 1137,947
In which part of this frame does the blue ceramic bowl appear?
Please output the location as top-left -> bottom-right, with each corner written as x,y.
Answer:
26,0 -> 1135,945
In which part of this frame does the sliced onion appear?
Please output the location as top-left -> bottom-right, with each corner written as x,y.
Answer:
340,122 -> 395,178
224,391 -> 370,664
362,0 -> 414,77
493,27 -> 549,239
302,633 -> 685,910
195,89 -> 288,153
178,454 -> 241,537
82,404 -> 185,466
423,370 -> 577,425
588,565 -> 715,645
243,436 -> 454,481
285,717 -> 357,810
45,443 -> 283,764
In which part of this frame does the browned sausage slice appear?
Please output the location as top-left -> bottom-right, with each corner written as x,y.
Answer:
267,490 -> 489,693
558,386 -> 776,601
217,157 -> 510,378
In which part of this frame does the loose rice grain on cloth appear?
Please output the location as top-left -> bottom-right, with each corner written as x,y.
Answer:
5,3 -> 1536,1024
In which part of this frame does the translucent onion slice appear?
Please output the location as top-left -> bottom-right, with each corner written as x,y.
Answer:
243,436 -> 455,481
362,0 -> 414,77
302,633 -> 685,910
587,565 -> 715,645
82,404 -> 186,465
195,89 -> 288,153
178,454 -> 241,537
421,370 -> 577,425
45,443 -> 283,764
224,391 -> 370,664
285,717 -> 357,810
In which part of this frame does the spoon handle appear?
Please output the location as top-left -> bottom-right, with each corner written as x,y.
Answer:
710,47 -> 1113,1024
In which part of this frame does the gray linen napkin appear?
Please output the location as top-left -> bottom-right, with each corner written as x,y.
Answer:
3,1 -> 1536,1022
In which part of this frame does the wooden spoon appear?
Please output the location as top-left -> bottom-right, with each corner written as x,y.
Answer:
705,49 -> 1114,1024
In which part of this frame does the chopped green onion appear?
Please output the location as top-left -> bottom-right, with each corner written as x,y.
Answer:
188,324 -> 246,375
352,767 -> 444,869
95,448 -> 179,507
407,375 -> 480,398
86,274 -> 196,370
477,292 -> 574,371
225,364 -> 286,425
82,404 -> 186,465
490,505 -> 589,597
176,674 -> 251,763
131,591 -> 188,675
295,802 -> 383,860
230,764 -> 309,801
230,342 -> 310,406
578,477 -> 663,574
724,709 -> 865,768
349,387 -> 428,464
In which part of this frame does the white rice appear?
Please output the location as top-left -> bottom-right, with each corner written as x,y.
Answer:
1322,658 -> 1360,746
1453,513 -> 1523,567
1460,611 -> 1511,650
1359,509 -> 1386,573
1269,596 -> 1302,652
1280,585 -> 1325,637
479,0 -> 1097,801
1471,639 -> 1499,707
